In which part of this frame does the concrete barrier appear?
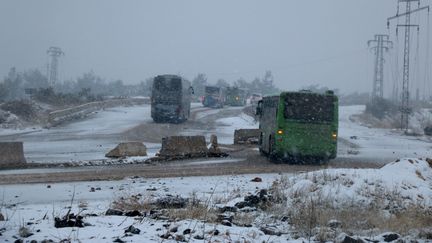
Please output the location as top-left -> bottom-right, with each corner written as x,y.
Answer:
234,129 -> 261,144
159,136 -> 208,157
48,97 -> 150,127
105,142 -> 147,158
0,142 -> 26,168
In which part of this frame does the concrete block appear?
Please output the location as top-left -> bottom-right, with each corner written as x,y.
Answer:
0,142 -> 26,168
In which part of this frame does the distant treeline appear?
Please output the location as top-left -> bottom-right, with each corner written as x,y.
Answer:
0,67 -> 370,105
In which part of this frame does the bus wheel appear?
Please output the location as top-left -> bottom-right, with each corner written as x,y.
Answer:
268,136 -> 279,162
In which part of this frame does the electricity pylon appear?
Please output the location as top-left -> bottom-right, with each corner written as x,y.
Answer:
387,0 -> 429,131
367,34 -> 393,100
47,47 -> 64,87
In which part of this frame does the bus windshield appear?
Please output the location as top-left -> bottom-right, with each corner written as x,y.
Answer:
154,77 -> 182,91
284,93 -> 334,122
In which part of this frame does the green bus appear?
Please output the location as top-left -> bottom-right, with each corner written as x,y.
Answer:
225,87 -> 248,106
256,90 -> 338,163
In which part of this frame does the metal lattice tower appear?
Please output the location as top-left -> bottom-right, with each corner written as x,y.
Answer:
47,47 -> 64,87
368,34 -> 393,100
387,0 -> 429,131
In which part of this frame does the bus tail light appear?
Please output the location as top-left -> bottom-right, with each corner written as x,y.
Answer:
277,129 -> 284,135
332,132 -> 337,140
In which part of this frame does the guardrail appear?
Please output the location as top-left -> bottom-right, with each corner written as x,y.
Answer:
47,97 -> 150,127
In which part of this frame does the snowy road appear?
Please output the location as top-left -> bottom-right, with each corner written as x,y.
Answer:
0,103 -> 253,163
0,104 -> 431,168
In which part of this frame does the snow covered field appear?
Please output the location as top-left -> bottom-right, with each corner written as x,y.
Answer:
338,106 -> 432,163
0,158 -> 431,242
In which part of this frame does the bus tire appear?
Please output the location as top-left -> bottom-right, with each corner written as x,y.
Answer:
268,136 -> 278,162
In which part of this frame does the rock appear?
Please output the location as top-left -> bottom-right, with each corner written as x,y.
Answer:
193,235 -> 204,240
221,220 -> 232,227
41,240 -> 54,243
159,232 -> 171,239
217,213 -> 233,222
239,206 -> 256,213
113,238 -> 125,243
124,210 -> 142,217
235,194 -> 261,209
337,234 -> 365,243
54,213 -> 85,228
0,213 -> 4,221
170,226 -> 178,233
90,187 -> 95,192
260,226 -> 282,236
106,142 -> 147,158
183,228 -> 191,235
105,209 -> 123,216
175,234 -> 186,242
14,239 -> 23,243
383,233 -> 399,242
18,226 -> 33,238
328,219 -> 342,228
30,240 -> 38,243
124,225 -> 140,234
219,206 -> 238,213
251,177 -> 262,182
155,195 -> 188,208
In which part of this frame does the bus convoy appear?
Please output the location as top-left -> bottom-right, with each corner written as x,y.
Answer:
151,74 -> 339,163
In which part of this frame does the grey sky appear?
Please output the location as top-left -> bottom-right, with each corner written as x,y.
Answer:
0,0 -> 430,94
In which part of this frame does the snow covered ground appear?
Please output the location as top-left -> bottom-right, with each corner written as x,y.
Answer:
1,104 -> 431,165
338,105 -> 432,164
0,105 -> 155,163
0,158 -> 431,242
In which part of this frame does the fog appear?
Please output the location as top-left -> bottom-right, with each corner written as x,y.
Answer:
0,0 -> 430,94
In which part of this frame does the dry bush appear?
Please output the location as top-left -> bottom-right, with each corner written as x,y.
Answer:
111,193 -> 152,212
167,203 -> 218,223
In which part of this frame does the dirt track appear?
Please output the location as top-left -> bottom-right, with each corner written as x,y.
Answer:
0,145 -> 381,185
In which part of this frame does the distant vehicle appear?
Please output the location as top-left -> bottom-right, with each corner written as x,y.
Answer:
256,90 -> 338,163
151,74 -> 193,123
202,86 -> 224,108
250,93 -> 262,105
225,87 -> 248,106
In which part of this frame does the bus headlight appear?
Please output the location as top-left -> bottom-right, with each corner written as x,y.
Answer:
235,96 -> 239,100
277,129 -> 284,135
332,132 -> 337,140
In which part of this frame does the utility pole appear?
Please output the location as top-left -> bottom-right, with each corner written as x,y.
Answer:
387,0 -> 429,132
47,47 -> 64,87
367,34 -> 393,100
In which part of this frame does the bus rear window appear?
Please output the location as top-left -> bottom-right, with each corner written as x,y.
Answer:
205,87 -> 219,94
154,77 -> 181,91
284,94 -> 334,122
